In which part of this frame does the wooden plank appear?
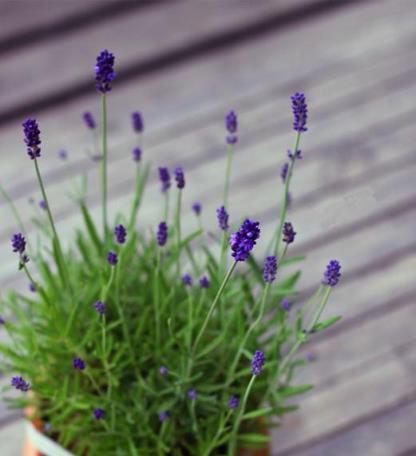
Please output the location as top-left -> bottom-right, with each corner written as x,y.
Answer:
279,398 -> 416,456
271,353 -> 416,453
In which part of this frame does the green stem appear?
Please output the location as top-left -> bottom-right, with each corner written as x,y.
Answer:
203,410 -> 232,456
271,132 -> 301,257
228,375 -> 257,456
223,144 -> 233,210
226,283 -> 270,385
192,261 -> 237,355
33,158 -> 72,294
175,190 -> 182,277
154,249 -> 161,354
101,93 -> 108,238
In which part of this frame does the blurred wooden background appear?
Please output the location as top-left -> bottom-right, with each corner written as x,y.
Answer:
0,0 -> 415,454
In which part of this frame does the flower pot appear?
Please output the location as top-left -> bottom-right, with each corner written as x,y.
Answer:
23,419 -> 74,456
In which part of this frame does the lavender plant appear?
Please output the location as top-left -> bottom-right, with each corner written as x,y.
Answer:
0,50 -> 342,456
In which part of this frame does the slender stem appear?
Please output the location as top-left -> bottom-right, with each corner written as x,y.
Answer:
175,190 -> 182,278
203,410 -> 233,456
101,93 -> 108,238
33,158 -> 72,293
223,144 -> 233,210
226,283 -> 270,385
154,249 -> 161,353
277,286 -> 331,381
164,192 -> 169,221
187,290 -> 193,353
271,132 -> 301,257
192,261 -> 237,355
228,375 -> 257,456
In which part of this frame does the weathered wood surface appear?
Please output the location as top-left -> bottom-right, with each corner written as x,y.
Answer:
1,0 -> 416,455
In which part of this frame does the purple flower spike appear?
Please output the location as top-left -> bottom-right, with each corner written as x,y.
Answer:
157,222 -> 168,247
228,395 -> 239,410
107,251 -> 118,266
192,202 -> 202,216
158,167 -> 171,193
182,274 -> 193,287
216,206 -> 229,231
11,233 -> 26,254
93,408 -> 105,420
159,366 -> 168,376
291,92 -> 308,133
39,200 -> 46,210
11,376 -> 30,392
114,224 -> 127,244
82,112 -> 96,129
58,149 -> 68,160
288,149 -> 302,160
230,219 -> 261,262
22,118 -> 41,159
95,50 -> 115,93
322,260 -> 341,287
199,275 -> 210,289
132,147 -> 142,162
281,298 -> 291,312
263,256 -> 277,283
225,110 -> 238,134
73,358 -> 85,370
0,316 -> 5,325
187,389 -> 197,400
94,300 -> 106,315
29,283 -> 36,293
159,411 -> 168,422
280,163 -> 289,183
131,111 -> 144,133
283,222 -> 296,244
251,350 -> 265,376
226,135 -> 238,145
174,166 -> 185,189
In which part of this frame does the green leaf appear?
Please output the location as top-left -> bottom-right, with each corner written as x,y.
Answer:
278,384 -> 313,397
312,315 -> 342,332
238,433 -> 271,444
242,407 -> 273,421
280,255 -> 305,267
196,332 -> 227,359
80,202 -> 102,253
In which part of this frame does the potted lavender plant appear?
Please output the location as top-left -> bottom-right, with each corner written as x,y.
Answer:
0,50 -> 342,456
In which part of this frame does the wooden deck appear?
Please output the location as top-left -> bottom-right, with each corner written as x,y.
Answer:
1,0 -> 416,454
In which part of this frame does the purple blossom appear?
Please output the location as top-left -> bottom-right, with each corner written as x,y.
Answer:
226,135 -> 238,145
93,408 -> 105,420
94,300 -> 106,315
131,111 -> 144,133
187,389 -> 197,400
159,366 -> 168,376
280,162 -> 289,183
228,395 -> 239,410
306,352 -> 316,362
22,118 -> 41,159
251,350 -> 265,376
216,206 -> 229,231
11,376 -> 30,392
199,275 -> 210,289
29,283 -> 36,293
95,50 -> 115,93
158,167 -> 171,193
225,110 -> 238,134
58,149 -> 68,160
159,411 -> 168,422
39,200 -> 46,210
174,166 -> 185,189
263,256 -> 277,283
82,112 -> 96,129
288,149 -> 302,160
283,222 -> 296,244
11,233 -> 26,254
132,147 -> 142,162
230,219 -> 261,262
107,251 -> 118,266
73,358 -> 85,370
114,224 -> 127,244
281,298 -> 291,312
0,316 -> 5,325
192,202 -> 202,216
322,260 -> 341,287
291,92 -> 308,133
157,222 -> 168,247
182,274 -> 193,287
